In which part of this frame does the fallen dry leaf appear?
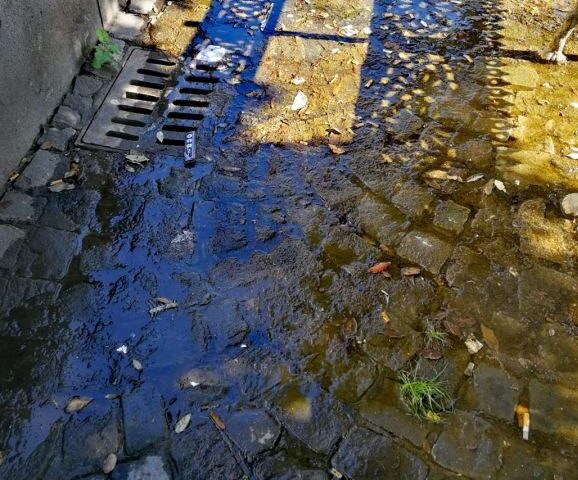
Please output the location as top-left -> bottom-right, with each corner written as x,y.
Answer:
401,266 -> 421,276
175,413 -> 192,434
368,262 -> 391,274
65,396 -> 93,413
419,349 -> 443,360
443,320 -> 462,338
481,324 -> 499,351
328,144 -> 346,155
102,453 -> 117,474
482,179 -> 494,195
132,359 -> 143,371
380,310 -> 391,324
209,411 -> 225,430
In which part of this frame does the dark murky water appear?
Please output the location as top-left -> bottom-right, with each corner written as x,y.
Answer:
1,0 -> 577,478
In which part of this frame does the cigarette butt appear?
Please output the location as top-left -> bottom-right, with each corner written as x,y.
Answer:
515,404 -> 529,427
522,412 -> 530,440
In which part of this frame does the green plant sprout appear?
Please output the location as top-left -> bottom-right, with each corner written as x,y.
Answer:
399,369 -> 451,422
92,28 -> 121,70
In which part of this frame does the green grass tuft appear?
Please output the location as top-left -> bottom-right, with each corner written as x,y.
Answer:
425,329 -> 448,346
399,370 -> 451,422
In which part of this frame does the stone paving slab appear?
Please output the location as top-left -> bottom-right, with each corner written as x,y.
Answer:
122,384 -> 168,455
0,224 -> 26,260
396,230 -> 454,274
13,151 -> 68,191
331,427 -> 428,480
14,227 -> 79,280
0,277 -> 61,317
224,410 -> 280,460
110,455 -> 171,480
0,191 -> 47,224
38,189 -> 101,232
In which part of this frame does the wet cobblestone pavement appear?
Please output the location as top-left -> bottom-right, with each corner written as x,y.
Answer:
1,0 -> 578,478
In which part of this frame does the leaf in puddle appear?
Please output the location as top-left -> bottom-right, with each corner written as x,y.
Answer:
482,179 -> 494,195
419,349 -> 443,360
443,320 -> 462,338
368,262 -> 391,274
466,173 -> 485,183
401,266 -> 421,276
291,91 -> 308,111
328,144 -> 346,155
380,310 -> 391,324
132,359 -> 143,371
480,324 -> 499,351
65,396 -> 93,413
383,327 -> 405,338
102,453 -> 117,474
494,179 -> 507,193
125,153 -> 150,166
175,413 -> 192,434
209,411 -> 225,430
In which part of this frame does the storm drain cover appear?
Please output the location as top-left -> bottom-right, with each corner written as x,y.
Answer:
78,47 -> 216,154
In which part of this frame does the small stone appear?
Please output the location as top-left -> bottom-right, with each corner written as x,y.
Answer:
14,151 -> 67,190
103,453 -> 117,474
396,230 -> 453,274
464,362 -> 475,376
128,0 -> 163,15
74,75 -> 103,97
465,334 -> 484,354
108,12 -> 147,41
561,193 -> 578,217
39,127 -> 76,151
63,93 -> 94,122
225,410 -> 280,460
0,191 -> 46,224
53,105 -> 82,129
433,200 -> 470,234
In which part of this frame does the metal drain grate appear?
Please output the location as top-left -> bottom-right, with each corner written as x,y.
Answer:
78,47 -> 217,154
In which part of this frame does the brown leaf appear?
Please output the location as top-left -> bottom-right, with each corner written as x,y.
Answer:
209,411 -> 225,431
456,317 -> 477,328
419,349 -> 444,360
65,396 -> 93,413
368,262 -> 391,274
481,323 -> 499,351
383,328 -> 405,339
401,267 -> 421,276
328,144 -> 346,155
443,320 -> 462,338
380,310 -> 391,324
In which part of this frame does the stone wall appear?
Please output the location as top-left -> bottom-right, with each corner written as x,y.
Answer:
0,0 -> 119,186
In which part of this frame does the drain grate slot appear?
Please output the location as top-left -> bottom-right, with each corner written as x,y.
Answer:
147,58 -> 176,66
186,75 -> 219,84
118,105 -> 153,115
137,68 -> 171,78
78,47 -> 217,154
130,79 -> 166,90
106,131 -> 139,141
125,91 -> 159,102
163,125 -> 197,132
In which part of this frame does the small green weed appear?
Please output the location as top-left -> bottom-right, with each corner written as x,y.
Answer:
399,370 -> 451,422
425,329 -> 448,346
92,28 -> 121,70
